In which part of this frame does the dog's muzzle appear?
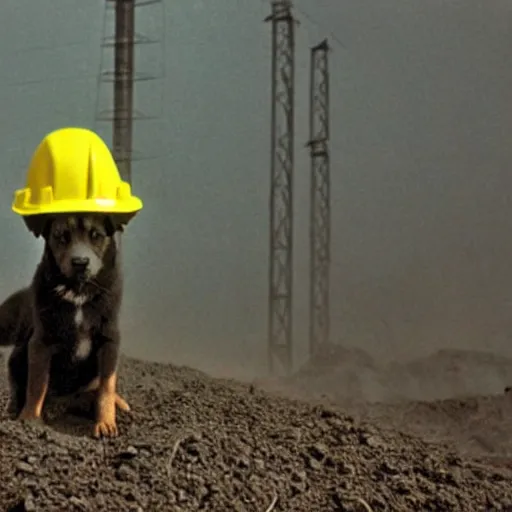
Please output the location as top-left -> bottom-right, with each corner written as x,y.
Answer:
71,257 -> 90,281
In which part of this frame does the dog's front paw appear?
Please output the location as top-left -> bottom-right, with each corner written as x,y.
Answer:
93,419 -> 118,438
94,392 -> 118,438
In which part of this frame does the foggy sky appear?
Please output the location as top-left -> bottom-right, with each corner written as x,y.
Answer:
0,0 -> 511,378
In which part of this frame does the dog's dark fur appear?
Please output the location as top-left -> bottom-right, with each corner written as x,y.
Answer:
0,213 -> 127,437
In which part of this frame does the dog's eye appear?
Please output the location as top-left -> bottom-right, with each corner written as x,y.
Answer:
90,230 -> 104,242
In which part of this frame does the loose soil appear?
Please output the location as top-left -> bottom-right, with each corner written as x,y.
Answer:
2,352 -> 512,511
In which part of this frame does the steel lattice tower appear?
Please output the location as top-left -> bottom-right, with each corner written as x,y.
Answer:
307,39 -> 331,357
96,0 -> 163,184
112,0 -> 135,184
264,1 -> 296,375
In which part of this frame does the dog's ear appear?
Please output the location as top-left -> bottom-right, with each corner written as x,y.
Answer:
41,219 -> 53,241
23,215 -> 53,239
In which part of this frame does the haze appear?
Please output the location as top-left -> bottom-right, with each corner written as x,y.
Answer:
0,0 -> 511,379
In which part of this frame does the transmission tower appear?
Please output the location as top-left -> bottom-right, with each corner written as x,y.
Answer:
96,0 -> 163,184
307,39 -> 331,357
264,1 -> 296,375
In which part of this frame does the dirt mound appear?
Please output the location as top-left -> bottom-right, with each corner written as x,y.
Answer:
286,345 -> 512,404
2,357 -> 512,510
349,393 -> 512,459
286,344 -> 380,403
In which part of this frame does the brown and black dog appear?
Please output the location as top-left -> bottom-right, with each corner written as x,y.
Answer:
0,213 -> 129,438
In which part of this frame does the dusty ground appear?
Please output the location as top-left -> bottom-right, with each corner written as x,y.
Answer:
2,352 -> 512,511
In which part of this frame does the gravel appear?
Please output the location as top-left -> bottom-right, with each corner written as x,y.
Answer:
1,355 -> 512,511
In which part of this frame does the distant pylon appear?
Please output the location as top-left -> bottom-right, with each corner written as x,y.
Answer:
95,0 -> 164,184
307,39 -> 331,357
264,1 -> 296,376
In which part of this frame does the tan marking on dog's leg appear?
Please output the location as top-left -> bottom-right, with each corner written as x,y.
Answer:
18,340 -> 51,421
83,376 -> 130,412
94,371 -> 119,438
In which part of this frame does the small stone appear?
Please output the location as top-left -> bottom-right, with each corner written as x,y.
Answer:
119,446 -> 138,460
16,462 -> 35,474
53,446 -> 70,457
359,432 -> 383,448
116,464 -> 138,482
254,459 -> 265,471
188,433 -> 203,443
307,457 -> 322,471
291,470 -> 307,482
24,495 -> 36,512
68,496 -> 89,510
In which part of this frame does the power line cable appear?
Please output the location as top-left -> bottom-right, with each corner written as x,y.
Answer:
0,75 -> 97,90
10,41 -> 89,56
293,2 -> 347,50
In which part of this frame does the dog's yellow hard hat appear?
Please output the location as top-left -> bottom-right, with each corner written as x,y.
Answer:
12,127 -> 143,217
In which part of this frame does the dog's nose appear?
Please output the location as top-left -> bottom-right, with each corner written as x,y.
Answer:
71,257 -> 90,271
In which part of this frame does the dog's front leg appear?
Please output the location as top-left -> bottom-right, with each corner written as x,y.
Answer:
94,332 -> 121,438
18,337 -> 51,421
82,377 -> 131,412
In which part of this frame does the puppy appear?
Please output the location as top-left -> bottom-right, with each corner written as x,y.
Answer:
0,213 -> 129,437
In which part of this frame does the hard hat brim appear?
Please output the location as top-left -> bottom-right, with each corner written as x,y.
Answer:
12,196 -> 143,217
20,210 -> 140,238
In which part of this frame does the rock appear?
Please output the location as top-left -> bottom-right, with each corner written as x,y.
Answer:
118,446 -> 138,460
24,495 -> 36,512
116,464 -> 139,483
16,462 -> 35,474
68,496 -> 89,510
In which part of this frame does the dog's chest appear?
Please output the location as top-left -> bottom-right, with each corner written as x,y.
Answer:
53,286 -> 98,361
72,304 -> 93,360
